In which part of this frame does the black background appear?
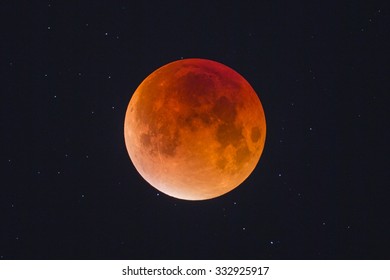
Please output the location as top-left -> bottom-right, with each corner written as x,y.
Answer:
1,1 -> 389,259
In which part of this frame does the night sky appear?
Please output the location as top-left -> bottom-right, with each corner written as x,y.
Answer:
1,1 -> 389,259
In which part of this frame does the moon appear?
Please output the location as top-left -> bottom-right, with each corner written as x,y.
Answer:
124,58 -> 266,200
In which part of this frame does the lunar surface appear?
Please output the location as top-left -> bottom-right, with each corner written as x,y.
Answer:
124,58 -> 266,200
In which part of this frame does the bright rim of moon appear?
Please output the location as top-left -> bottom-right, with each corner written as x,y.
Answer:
124,58 -> 266,200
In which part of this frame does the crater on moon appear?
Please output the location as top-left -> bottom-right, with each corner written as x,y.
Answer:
124,58 -> 266,200
251,126 -> 261,143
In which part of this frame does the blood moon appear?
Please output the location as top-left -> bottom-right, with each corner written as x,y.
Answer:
124,58 -> 266,200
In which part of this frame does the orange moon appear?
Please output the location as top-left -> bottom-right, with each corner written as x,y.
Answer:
124,58 -> 266,200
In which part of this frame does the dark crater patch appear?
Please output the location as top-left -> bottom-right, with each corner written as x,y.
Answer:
212,96 -> 236,123
157,125 -> 180,157
172,72 -> 216,107
216,123 -> 243,147
140,133 -> 151,147
251,126 -> 261,143
235,145 -> 251,166
181,112 -> 213,131
216,157 -> 228,170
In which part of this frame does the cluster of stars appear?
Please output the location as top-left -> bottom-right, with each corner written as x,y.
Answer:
361,9 -> 382,33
